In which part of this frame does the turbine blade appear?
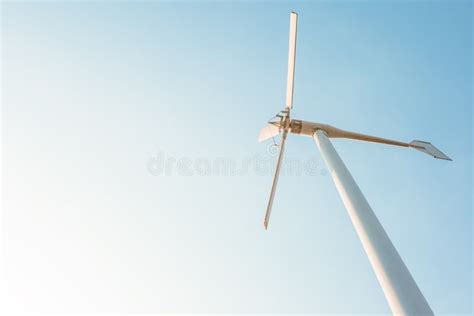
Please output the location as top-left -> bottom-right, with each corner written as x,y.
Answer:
286,12 -> 298,109
409,140 -> 452,161
258,124 -> 280,142
263,131 -> 288,230
314,123 -> 452,161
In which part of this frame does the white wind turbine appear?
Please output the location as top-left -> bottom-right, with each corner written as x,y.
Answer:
259,12 -> 451,316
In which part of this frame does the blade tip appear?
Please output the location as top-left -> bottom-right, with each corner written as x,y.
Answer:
410,140 -> 452,162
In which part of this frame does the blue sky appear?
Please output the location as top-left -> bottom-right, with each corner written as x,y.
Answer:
1,1 -> 472,314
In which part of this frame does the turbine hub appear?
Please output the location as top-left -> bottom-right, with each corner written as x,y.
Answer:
268,108 -> 291,131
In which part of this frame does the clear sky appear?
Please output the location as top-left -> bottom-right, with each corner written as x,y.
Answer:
1,1 -> 472,314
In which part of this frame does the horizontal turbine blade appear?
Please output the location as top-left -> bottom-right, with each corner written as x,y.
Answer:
409,140 -> 452,161
306,123 -> 452,161
286,12 -> 298,109
263,131 -> 287,230
258,124 -> 280,142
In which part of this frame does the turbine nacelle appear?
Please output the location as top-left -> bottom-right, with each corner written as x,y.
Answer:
260,118 -> 452,161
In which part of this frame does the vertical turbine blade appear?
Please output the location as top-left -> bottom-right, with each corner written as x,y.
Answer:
286,12 -> 298,109
263,132 -> 288,230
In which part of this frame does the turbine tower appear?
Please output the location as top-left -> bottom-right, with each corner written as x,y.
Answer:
259,12 -> 451,315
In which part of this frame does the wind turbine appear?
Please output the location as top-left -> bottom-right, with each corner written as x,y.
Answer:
259,12 -> 451,316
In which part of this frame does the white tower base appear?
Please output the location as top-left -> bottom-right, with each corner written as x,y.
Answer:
313,130 -> 433,315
